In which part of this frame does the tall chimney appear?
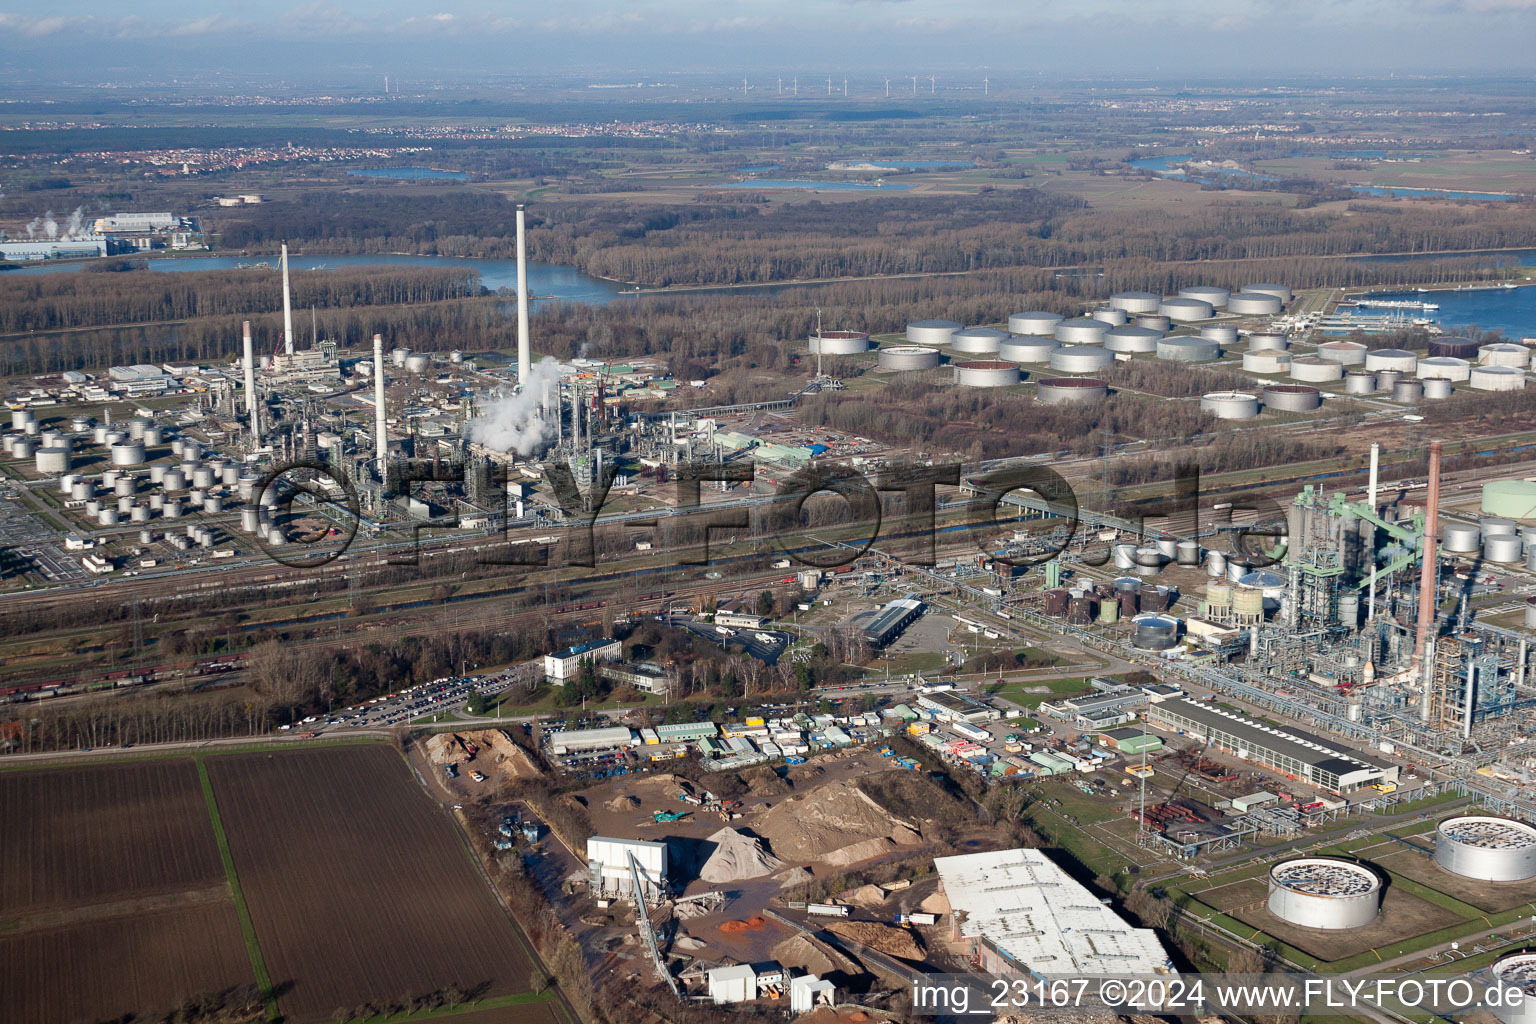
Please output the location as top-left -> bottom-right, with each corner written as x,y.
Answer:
242,320 -> 260,441
280,242 -> 295,357
515,205 -> 531,387
1366,441 -> 1380,621
1412,440 -> 1442,683
373,334 -> 388,468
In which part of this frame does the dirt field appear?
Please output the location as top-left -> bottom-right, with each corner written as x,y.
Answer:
1375,848 -> 1536,913
208,744 -> 539,1022
1230,885 -> 1463,963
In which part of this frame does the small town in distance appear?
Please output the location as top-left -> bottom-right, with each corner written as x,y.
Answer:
3,9 -> 1536,1024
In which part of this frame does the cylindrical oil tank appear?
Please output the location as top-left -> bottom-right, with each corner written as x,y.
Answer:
1098,601 -> 1120,624
1243,351 -> 1293,374
1442,522 -> 1481,553
127,417 -> 151,440
906,319 -> 962,346
1291,356 -> 1345,382
1481,343 -> 1532,368
1262,384 -> 1321,412
142,426 -> 163,446
1112,543 -> 1138,570
1109,291 -> 1161,314
149,464 -> 166,484
1428,336 -> 1481,359
1434,816 -> 1536,881
1424,378 -> 1454,400
877,346 -> 942,371
1155,535 -> 1179,559
1317,340 -> 1368,365
1393,380 -> 1424,403
170,438 -> 186,456
1482,516 -> 1518,537
161,469 -> 186,491
70,415 -> 91,432
1377,369 -> 1403,392
113,476 -> 135,497
1054,317 -> 1111,345
1118,590 -> 1139,619
1244,283 -> 1293,302
237,476 -> 258,501
1365,349 -> 1419,373
1009,311 -> 1063,336
809,330 -> 870,355
1178,285 -> 1229,309
1267,858 -> 1381,930
1049,347 -> 1115,374
130,506 -> 149,524
1103,326 -> 1162,354
953,360 -> 1020,387
148,493 -> 164,511
1227,291 -> 1284,316
1417,357 -> 1471,381
1036,377 -> 1109,405
1201,392 -> 1261,419
102,469 -> 120,488
1044,589 -> 1070,616
109,442 -> 146,467
203,496 -> 222,514
1158,336 -> 1220,362
1247,331 -> 1289,352
1131,614 -> 1179,650
241,506 -> 261,533
1177,540 -> 1201,566
58,473 -> 77,495
221,466 -> 239,486
391,347 -> 410,367
10,408 -> 34,431
1207,550 -> 1227,577
103,430 -> 125,448
1485,535 -> 1524,564
1471,365 -> 1527,391
1344,372 -> 1377,394
998,337 -> 1059,364
71,481 -> 92,501
1090,307 -> 1129,326
116,496 -> 132,514
188,489 -> 206,505
22,420 -> 38,437
1141,585 -> 1173,613
950,327 -> 1009,355
192,466 -> 215,489
34,447 -> 70,474
11,438 -> 35,460
1201,324 -> 1239,345
1204,583 -> 1233,611
1066,595 -> 1096,625
85,499 -> 102,517
96,426 -> 113,445
1135,314 -> 1172,332
1159,296 -> 1213,321
98,508 -> 119,526
40,430 -> 63,448
1490,953 -> 1536,1024
181,441 -> 201,461
1134,547 -> 1166,575
449,350 -> 464,364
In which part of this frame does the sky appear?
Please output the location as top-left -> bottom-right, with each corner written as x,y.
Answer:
2,1 -> 1535,84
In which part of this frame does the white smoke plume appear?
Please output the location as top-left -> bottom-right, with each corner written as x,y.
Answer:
467,358 -> 566,455
24,207 -> 87,240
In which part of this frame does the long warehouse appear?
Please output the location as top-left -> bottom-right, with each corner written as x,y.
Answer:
1147,698 -> 1397,794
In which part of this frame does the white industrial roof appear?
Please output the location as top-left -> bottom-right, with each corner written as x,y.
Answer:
934,848 -> 1174,976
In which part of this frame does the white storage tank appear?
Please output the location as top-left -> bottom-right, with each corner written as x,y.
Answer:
1090,308 -> 1128,326
1262,384 -> 1321,412
1434,816 -> 1536,881
1036,377 -> 1108,405
1244,283 -> 1293,302
192,467 -> 215,489
1131,613 -> 1179,650
1201,391 -> 1261,419
1482,517 -> 1518,537
117,496 -> 132,514
203,496 -> 223,514
10,408 -> 35,431
1247,332 -> 1289,352
877,346 -> 942,371
1200,324 -> 1238,345
1490,953 -> 1536,1024
1290,356 -> 1345,382
906,319 -> 962,346
58,473 -> 77,494
391,346 -> 411,367
1226,291 -> 1284,316
1344,372 -> 1377,394
1470,365 -> 1526,392
1008,311 -> 1063,336
109,442 -> 146,467
161,469 -> 186,491
113,476 -> 135,497
1317,341 -> 1368,365
142,426 -> 163,446
950,327 -> 1009,355
952,360 -> 1021,388
1159,296 -> 1213,321
1157,336 -> 1220,362
34,447 -> 70,475
1049,346 -> 1115,374
1423,378 -> 1454,400
1243,351 -> 1292,374
1178,285 -> 1229,309
404,353 -> 430,374
130,506 -> 149,523
1377,369 -> 1403,392
241,506 -> 261,533
1053,317 -> 1110,345
998,337 -> 1059,364
1441,523 -> 1481,553
809,330 -> 870,355
71,481 -> 92,501
1393,380 -> 1424,403
1365,349 -> 1419,373
1480,343 -> 1532,368
1417,357 -> 1471,381
1135,314 -> 1172,332
98,508 -> 119,527
1109,291 -> 1161,314
1103,326 -> 1162,354
1485,535 -> 1524,564
149,464 -> 166,484
1267,858 -> 1381,930
148,493 -> 164,511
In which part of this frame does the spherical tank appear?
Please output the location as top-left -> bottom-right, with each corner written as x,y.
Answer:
1480,343 -> 1532,368
1200,324 -> 1239,345
953,360 -> 1021,387
1267,858 -> 1382,930
1201,391 -> 1261,419
1036,377 -> 1109,405
1054,317 -> 1111,345
109,442 -> 146,467
1485,535 -> 1524,564
1178,285 -> 1229,309
1159,297 -> 1214,321
1109,291 -> 1161,314
1008,311 -> 1064,336
1441,523 -> 1482,553
877,346 -> 942,371
1135,314 -> 1172,332
1049,347 -> 1115,374
950,327 -> 1009,355
1434,816 -> 1536,881
1244,283 -> 1293,302
1490,953 -> 1536,1024
1226,291 -> 1284,316
1423,378 -> 1454,400
1247,332 -> 1289,352
1417,357 -> 1471,381
1291,356 -> 1345,382
906,319 -> 963,346
34,447 -> 70,475
1157,336 -> 1221,362
1470,365 -> 1527,392
1131,614 -> 1179,651
1243,351 -> 1293,374
1262,384 -> 1321,412
1345,372 -> 1377,394
1317,341 -> 1368,365
809,330 -> 870,355
1090,308 -> 1129,326
1365,349 -> 1419,373
998,337 -> 1060,364
1429,337 -> 1481,359
1103,326 -> 1162,354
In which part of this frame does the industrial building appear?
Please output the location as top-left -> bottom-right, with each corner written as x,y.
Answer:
586,836 -> 667,903
916,689 -> 1001,723
0,236 -> 115,261
935,847 -> 1175,977
862,593 -> 924,647
1098,727 -> 1163,755
714,602 -> 769,629
549,726 -> 635,756
1148,698 -> 1397,793
544,638 -> 622,682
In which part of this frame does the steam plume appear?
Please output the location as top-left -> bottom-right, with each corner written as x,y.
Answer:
467,358 -> 565,455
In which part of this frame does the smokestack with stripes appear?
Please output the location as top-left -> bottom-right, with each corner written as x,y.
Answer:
516,205 -> 531,387
373,333 -> 388,468
280,242 -> 295,356
242,320 -> 260,441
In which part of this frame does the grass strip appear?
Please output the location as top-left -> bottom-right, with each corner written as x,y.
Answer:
327,989 -> 559,1023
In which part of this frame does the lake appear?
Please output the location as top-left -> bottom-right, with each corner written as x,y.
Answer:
349,167 -> 468,180
1364,285 -> 1536,340
0,253 -> 625,309
723,179 -> 911,191
827,159 -> 975,170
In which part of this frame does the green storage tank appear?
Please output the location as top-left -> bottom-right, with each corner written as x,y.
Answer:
1482,480 -> 1536,520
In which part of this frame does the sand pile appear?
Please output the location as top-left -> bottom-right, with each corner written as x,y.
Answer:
771,933 -> 863,978
673,936 -> 707,951
472,729 -> 541,779
718,916 -> 768,934
700,828 -> 784,883
606,794 -> 640,812
742,766 -> 792,797
424,733 -> 461,766
827,920 -> 926,962
755,780 -> 921,864
774,866 -> 814,889
836,884 -> 888,909
918,891 -> 950,916
824,837 -> 897,869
